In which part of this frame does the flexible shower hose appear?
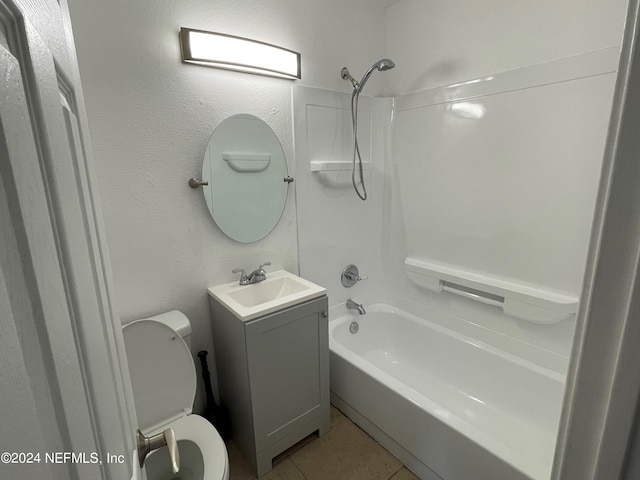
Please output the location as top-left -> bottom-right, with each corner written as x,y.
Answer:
350,88 -> 368,201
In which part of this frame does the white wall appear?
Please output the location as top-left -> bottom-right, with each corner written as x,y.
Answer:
385,0 -> 628,95
293,86 -> 391,308
377,0 -> 628,366
392,52 -> 617,295
384,51 -> 618,367
66,0 -> 386,409
293,0 -> 628,371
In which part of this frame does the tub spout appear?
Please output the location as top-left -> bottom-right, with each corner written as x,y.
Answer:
346,299 -> 366,315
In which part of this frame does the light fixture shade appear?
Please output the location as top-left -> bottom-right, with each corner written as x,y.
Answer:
180,28 -> 301,80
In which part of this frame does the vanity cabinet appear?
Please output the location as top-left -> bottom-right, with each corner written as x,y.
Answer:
209,294 -> 329,477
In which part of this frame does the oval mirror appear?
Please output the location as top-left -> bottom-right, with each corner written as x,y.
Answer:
202,114 -> 289,243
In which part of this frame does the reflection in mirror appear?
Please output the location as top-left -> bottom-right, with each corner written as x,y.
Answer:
202,114 -> 289,243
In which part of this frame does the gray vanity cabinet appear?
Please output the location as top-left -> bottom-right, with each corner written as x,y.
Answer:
209,295 -> 330,477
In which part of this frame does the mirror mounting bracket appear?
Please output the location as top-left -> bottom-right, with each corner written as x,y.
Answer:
188,178 -> 209,189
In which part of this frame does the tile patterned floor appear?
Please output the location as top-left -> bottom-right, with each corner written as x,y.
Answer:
226,405 -> 420,480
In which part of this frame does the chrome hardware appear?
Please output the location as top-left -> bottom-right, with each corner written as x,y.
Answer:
136,428 -> 180,474
247,261 -> 271,284
321,311 -> 328,319
341,264 -> 368,288
284,176 -> 294,183
232,268 -> 249,285
442,281 -> 504,308
346,299 -> 366,315
349,321 -> 359,334
233,262 -> 271,285
188,178 -> 209,189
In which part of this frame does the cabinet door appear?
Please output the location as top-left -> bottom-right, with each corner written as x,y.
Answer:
245,296 -> 328,451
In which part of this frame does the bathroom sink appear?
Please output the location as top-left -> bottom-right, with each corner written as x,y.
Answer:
208,270 -> 326,321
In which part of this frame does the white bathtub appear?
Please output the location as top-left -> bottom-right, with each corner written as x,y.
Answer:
329,303 -> 565,480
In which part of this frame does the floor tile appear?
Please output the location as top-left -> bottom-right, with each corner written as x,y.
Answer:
273,433 -> 317,462
330,405 -> 348,427
226,440 -> 257,480
389,466 -> 421,480
290,419 -> 402,480
261,458 -> 306,480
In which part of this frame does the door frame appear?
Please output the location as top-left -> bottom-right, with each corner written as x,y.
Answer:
552,0 -> 640,478
1,1 -> 137,478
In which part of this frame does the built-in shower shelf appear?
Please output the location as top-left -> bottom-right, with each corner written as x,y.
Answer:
404,257 -> 578,324
310,160 -> 371,172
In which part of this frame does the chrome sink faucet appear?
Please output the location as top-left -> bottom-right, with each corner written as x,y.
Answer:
232,262 -> 271,285
346,299 -> 366,315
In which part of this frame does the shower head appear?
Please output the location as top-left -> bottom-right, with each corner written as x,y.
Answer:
374,59 -> 395,71
341,59 -> 395,93
359,59 -> 395,91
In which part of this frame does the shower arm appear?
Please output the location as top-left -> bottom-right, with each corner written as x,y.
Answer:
341,67 -> 359,89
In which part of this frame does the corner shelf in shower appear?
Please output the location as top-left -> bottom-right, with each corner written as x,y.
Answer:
404,257 -> 578,324
309,160 -> 371,172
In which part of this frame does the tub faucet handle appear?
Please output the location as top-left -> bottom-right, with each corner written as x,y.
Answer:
136,428 -> 180,474
341,264 -> 367,288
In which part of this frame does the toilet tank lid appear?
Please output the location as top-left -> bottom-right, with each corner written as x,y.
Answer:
139,310 -> 192,338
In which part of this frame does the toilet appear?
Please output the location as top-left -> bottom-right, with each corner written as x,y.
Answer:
123,311 -> 229,480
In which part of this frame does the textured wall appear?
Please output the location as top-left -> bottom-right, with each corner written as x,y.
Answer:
66,0 -> 385,409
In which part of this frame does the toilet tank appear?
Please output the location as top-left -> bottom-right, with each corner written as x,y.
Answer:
140,310 -> 192,348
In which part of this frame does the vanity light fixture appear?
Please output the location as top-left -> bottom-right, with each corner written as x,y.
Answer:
179,28 -> 301,80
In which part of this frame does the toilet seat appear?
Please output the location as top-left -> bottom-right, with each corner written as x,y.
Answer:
123,318 -> 229,480
124,319 -> 196,432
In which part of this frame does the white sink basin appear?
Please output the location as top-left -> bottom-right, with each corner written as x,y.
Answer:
208,270 -> 326,321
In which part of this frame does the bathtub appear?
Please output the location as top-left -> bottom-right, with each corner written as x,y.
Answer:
329,303 -> 565,480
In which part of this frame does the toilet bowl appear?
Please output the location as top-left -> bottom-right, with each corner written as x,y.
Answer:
123,311 -> 229,480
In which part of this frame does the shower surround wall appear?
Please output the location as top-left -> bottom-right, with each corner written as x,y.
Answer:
67,0 -> 387,410
293,51 -> 620,477
293,3 -> 626,478
296,0 -> 627,363
293,87 -> 391,305
377,0 -> 627,363
385,0 -> 628,95
295,48 -> 619,371
382,49 -> 620,367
